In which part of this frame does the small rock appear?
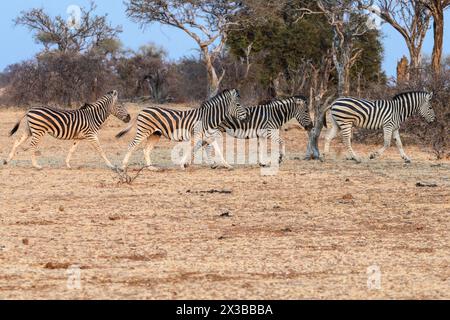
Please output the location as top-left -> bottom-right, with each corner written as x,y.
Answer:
342,193 -> 353,200
22,239 -> 29,245
109,215 -> 122,221
44,262 -> 71,269
58,205 -> 64,212
220,211 -> 231,217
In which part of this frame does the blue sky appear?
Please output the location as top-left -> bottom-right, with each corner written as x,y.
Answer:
0,1 -> 449,78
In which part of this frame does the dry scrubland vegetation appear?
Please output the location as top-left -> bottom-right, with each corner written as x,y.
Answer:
0,0 -> 449,300
0,104 -> 449,299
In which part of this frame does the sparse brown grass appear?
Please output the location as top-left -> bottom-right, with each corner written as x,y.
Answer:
0,104 -> 449,299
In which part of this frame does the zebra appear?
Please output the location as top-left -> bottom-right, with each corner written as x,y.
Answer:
115,89 -> 247,170
323,91 -> 436,163
3,90 -> 130,169
194,95 -> 313,167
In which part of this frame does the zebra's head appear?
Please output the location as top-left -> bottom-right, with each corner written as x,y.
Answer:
294,96 -> 313,131
225,89 -> 247,121
113,103 -> 131,123
107,90 -> 131,123
418,92 -> 436,123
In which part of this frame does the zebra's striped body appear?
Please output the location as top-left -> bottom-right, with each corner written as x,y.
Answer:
219,95 -> 312,137
117,89 -> 246,170
4,90 -> 130,169
196,96 -> 313,166
324,91 -> 435,163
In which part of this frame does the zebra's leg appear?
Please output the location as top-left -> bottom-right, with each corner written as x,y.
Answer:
4,131 -> 30,165
121,133 -> 148,171
87,136 -> 114,169
29,132 -> 45,170
340,125 -> 361,163
187,139 -> 214,168
393,130 -> 411,163
210,139 -> 232,169
143,134 -> 161,169
324,119 -> 339,155
369,127 -> 392,160
65,141 -> 80,169
180,139 -> 201,169
278,137 -> 286,164
258,136 -> 269,167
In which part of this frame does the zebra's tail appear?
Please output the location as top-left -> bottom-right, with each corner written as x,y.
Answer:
116,117 -> 136,139
9,113 -> 26,137
321,104 -> 333,129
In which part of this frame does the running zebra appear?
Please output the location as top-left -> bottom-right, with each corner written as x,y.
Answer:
116,89 -> 246,170
4,90 -> 130,169
323,91 -> 436,163
195,95 -> 313,167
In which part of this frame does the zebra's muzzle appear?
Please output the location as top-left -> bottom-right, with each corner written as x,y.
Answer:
124,115 -> 131,123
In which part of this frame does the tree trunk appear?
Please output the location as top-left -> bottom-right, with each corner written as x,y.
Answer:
408,44 -> 422,80
335,62 -> 345,96
431,13 -> 444,76
202,49 -> 220,98
343,63 -> 351,96
305,96 -> 333,160
304,120 -> 322,160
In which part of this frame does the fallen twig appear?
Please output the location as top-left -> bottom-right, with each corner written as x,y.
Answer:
416,182 -> 438,188
113,165 -> 150,185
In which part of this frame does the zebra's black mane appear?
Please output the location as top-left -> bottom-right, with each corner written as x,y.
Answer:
199,89 -> 238,109
258,95 -> 307,107
392,91 -> 428,101
293,95 -> 308,101
80,103 -> 91,109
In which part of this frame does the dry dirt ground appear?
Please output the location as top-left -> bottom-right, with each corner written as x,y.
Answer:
0,104 -> 449,300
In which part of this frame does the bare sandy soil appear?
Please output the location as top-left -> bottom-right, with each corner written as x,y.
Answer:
0,104 -> 449,299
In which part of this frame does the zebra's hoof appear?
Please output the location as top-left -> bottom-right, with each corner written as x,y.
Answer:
347,156 -> 361,163
369,153 -> 378,160
180,163 -> 189,170
2,160 -> 7,165
404,158 -> 412,164
259,163 -> 269,168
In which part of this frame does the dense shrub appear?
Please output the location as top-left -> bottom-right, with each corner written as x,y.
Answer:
1,51 -> 114,106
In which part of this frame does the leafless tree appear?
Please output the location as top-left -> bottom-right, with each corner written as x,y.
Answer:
373,0 -> 431,79
304,53 -> 335,160
125,0 -> 242,98
417,0 -> 450,76
297,0 -> 374,96
15,1 -> 122,53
